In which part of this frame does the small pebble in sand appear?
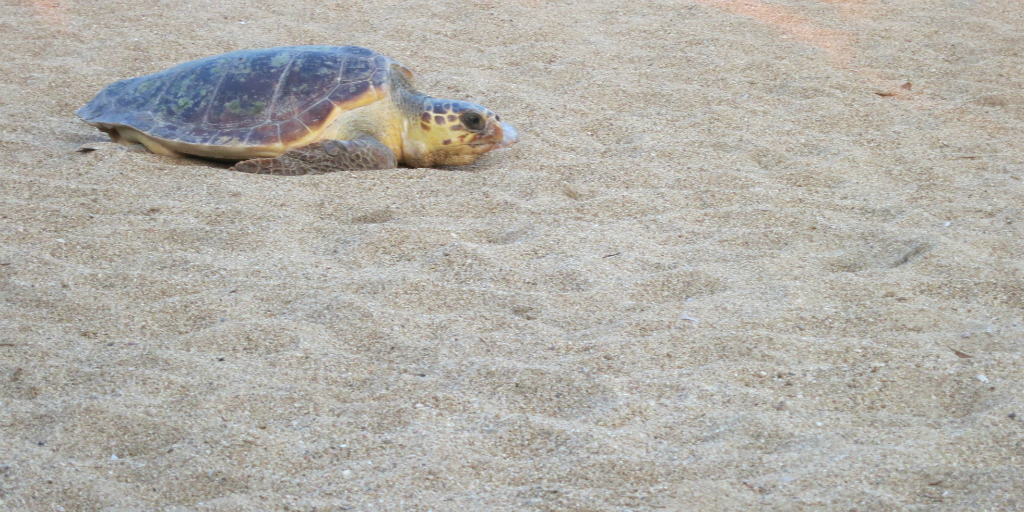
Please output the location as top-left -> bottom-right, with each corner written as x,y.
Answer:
342,469 -> 354,479
976,374 -> 989,383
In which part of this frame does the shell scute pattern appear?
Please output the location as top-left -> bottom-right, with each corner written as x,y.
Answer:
297,99 -> 337,130
272,50 -> 349,121
205,51 -> 293,127
157,59 -> 226,122
278,118 -> 311,142
245,123 -> 281,147
77,46 -> 394,148
327,80 -> 371,107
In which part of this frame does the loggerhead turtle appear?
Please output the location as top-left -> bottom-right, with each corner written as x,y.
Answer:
76,45 -> 518,175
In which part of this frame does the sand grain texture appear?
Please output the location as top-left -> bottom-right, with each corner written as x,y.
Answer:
1,0 -> 1023,510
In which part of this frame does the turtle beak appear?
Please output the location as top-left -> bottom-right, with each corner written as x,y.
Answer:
496,122 -> 519,149
468,119 -> 519,152
475,121 -> 518,149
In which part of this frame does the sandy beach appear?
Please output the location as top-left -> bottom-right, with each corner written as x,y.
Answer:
1,0 -> 1023,509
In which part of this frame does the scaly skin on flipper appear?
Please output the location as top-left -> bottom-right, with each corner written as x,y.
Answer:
230,136 -> 398,175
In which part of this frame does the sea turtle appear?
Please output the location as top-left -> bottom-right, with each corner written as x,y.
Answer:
76,45 -> 518,175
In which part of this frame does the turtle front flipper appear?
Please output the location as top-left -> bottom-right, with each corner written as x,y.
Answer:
230,136 -> 398,175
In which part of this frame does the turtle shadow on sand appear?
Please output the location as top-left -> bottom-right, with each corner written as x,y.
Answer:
76,141 -> 250,170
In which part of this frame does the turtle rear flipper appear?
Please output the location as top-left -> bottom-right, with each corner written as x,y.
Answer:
229,136 -> 398,175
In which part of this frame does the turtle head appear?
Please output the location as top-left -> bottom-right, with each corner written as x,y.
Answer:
401,99 -> 519,168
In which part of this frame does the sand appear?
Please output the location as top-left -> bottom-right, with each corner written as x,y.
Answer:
1,0 -> 1023,510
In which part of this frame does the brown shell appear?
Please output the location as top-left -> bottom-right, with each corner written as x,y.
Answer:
76,46 -> 399,148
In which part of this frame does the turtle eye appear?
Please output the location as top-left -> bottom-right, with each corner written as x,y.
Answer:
461,112 -> 484,131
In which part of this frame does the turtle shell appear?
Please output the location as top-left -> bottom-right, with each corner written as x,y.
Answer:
76,46 -> 400,154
